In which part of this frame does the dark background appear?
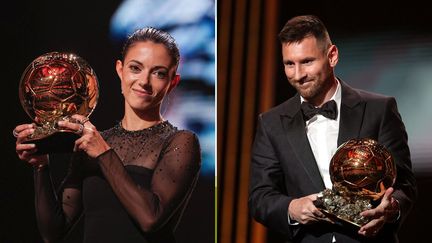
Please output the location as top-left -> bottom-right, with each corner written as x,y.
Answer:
0,1 -> 214,242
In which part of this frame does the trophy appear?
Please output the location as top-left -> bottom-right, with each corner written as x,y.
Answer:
314,138 -> 396,228
19,52 -> 99,154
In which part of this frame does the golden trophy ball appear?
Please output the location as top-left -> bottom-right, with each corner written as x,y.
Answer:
314,138 -> 396,227
19,52 -> 99,154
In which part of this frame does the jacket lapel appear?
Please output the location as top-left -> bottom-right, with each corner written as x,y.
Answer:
280,94 -> 325,191
337,81 -> 366,146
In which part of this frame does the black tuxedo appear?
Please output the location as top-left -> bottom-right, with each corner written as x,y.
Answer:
249,81 -> 416,243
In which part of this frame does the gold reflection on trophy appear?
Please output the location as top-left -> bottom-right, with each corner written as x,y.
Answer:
19,52 -> 99,152
315,138 -> 396,227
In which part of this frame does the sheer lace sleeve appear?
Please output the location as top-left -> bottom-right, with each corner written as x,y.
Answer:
97,130 -> 201,232
34,153 -> 83,242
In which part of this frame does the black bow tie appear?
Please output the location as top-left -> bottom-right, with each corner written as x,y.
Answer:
301,100 -> 337,120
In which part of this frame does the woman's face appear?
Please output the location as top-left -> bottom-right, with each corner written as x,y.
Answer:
116,41 -> 179,114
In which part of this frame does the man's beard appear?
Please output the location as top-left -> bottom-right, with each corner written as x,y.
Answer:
292,77 -> 332,104
294,79 -> 323,100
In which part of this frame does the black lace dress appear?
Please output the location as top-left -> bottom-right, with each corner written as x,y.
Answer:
34,121 -> 201,243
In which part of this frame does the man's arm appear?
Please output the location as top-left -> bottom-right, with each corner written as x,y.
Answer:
377,97 -> 417,224
248,114 -> 295,237
359,97 -> 417,236
249,114 -> 331,239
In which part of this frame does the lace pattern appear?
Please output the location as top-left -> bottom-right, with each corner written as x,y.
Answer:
102,121 -> 176,168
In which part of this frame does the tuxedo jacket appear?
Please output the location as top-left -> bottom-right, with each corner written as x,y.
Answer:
248,81 -> 417,243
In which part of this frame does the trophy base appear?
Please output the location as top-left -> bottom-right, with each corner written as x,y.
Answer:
23,131 -> 80,154
313,188 -> 373,228
318,208 -> 361,228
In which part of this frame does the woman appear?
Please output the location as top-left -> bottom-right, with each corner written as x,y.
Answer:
14,27 -> 201,243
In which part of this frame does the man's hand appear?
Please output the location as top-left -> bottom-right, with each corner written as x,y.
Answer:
288,194 -> 333,224
358,187 -> 400,237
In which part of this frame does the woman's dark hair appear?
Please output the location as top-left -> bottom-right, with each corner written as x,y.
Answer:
121,27 -> 180,67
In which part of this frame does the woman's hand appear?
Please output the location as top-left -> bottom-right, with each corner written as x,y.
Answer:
14,123 -> 49,168
57,115 -> 111,158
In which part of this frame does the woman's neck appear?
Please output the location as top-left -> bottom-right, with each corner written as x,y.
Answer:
122,106 -> 164,131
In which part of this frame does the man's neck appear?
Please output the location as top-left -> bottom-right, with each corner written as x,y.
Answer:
306,77 -> 338,107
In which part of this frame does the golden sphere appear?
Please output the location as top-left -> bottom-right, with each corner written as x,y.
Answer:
330,138 -> 396,200
19,52 -> 99,126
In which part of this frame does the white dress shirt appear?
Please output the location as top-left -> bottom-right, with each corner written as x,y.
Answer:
287,80 -> 342,226
295,81 -> 341,243
301,81 -> 341,189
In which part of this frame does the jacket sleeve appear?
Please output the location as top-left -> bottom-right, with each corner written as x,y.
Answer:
248,114 -> 300,239
377,97 -> 417,226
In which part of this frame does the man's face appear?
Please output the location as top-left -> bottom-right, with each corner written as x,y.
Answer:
282,36 -> 337,103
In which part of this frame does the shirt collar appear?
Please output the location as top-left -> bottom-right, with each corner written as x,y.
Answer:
300,79 -> 341,121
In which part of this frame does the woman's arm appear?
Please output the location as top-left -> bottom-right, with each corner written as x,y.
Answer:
34,154 -> 83,243
14,123 -> 83,243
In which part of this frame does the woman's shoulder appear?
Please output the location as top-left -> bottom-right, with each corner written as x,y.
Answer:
164,128 -> 201,168
162,125 -> 201,156
168,127 -> 199,144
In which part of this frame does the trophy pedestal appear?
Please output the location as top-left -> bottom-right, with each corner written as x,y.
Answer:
313,187 -> 373,228
23,132 -> 80,154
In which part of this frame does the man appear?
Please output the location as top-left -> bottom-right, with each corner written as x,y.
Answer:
248,15 -> 416,242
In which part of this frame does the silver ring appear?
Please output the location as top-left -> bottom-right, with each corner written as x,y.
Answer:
12,129 -> 19,138
77,124 -> 84,135
80,117 -> 90,124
